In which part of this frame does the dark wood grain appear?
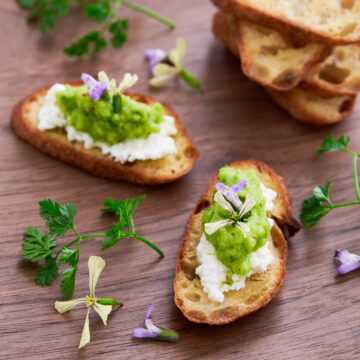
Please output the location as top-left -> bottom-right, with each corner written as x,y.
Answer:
1,1 -> 360,359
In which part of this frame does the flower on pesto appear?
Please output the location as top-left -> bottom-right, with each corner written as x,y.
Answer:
81,73 -> 107,101
132,304 -> 179,342
205,181 -> 256,236
55,256 -> 122,349
216,180 -> 247,210
334,249 -> 360,275
146,38 -> 202,92
98,71 -> 138,95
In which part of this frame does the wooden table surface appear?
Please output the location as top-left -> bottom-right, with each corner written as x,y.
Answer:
1,1 -> 360,359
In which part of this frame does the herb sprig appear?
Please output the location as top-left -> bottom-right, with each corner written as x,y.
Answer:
301,135 -> 360,227
17,0 -> 175,57
21,196 -> 163,298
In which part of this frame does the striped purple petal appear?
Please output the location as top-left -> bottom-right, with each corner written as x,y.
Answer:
215,180 -> 247,210
81,72 -> 107,101
334,249 -> 360,275
144,49 -> 167,71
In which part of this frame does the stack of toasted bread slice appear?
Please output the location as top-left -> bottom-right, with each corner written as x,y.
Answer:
211,1 -> 360,125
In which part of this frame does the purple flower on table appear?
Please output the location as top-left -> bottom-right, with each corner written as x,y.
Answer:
144,48 -> 168,72
215,179 -> 247,210
81,73 -> 107,100
334,249 -> 360,275
132,304 -> 179,342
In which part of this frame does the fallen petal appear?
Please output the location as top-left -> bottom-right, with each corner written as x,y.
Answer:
79,308 -> 91,349
88,256 -> 106,297
55,299 -> 85,313
334,249 -> 360,275
132,327 -> 158,339
93,302 -> 113,325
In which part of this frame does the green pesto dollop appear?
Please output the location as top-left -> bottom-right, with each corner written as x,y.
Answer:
55,85 -> 164,145
202,166 -> 271,276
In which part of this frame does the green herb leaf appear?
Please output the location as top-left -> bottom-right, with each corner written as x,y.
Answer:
313,181 -> 331,203
317,134 -> 351,154
61,266 -> 77,298
21,226 -> 56,261
101,222 -> 128,250
63,31 -> 107,56
35,256 -> 60,286
17,0 -> 37,7
300,196 -> 332,228
39,199 -> 77,237
109,19 -> 128,48
59,247 -> 78,266
102,195 -> 145,217
84,1 -> 110,23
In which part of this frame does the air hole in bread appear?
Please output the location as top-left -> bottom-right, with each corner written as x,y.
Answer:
185,292 -> 201,302
212,306 -> 239,318
256,27 -> 271,37
338,22 -> 357,36
186,310 -> 206,321
194,199 -> 210,214
175,154 -> 181,160
319,64 -> 350,84
338,99 -> 352,113
171,169 -> 175,174
181,260 -> 197,280
341,0 -> 355,9
273,69 -> 297,88
189,255 -> 196,262
182,282 -> 189,289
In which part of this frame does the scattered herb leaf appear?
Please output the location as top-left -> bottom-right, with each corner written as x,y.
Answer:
301,135 -> 360,227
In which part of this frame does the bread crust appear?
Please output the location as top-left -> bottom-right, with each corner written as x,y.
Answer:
174,160 -> 300,325
212,11 -> 330,91
11,82 -> 198,185
211,0 -> 360,45
266,87 -> 356,126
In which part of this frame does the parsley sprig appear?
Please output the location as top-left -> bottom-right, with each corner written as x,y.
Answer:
17,0 -> 175,57
21,196 -> 163,298
301,135 -> 360,227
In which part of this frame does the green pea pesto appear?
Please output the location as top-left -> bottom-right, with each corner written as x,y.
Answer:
202,166 -> 271,276
55,85 -> 164,145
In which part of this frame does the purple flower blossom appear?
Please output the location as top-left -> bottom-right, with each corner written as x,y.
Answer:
81,73 -> 107,101
334,249 -> 360,275
215,179 -> 247,210
132,304 -> 179,342
144,49 -> 167,71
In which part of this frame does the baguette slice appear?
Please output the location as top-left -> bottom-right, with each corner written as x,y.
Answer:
174,160 -> 300,325
267,87 -> 356,125
303,44 -> 360,96
212,11 -> 329,91
11,83 -> 198,185
211,0 -> 360,45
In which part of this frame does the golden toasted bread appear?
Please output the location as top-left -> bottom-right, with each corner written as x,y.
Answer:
211,0 -> 360,45
174,160 -> 300,325
302,44 -> 360,96
212,11 -> 329,91
267,87 -> 356,125
11,83 -> 198,185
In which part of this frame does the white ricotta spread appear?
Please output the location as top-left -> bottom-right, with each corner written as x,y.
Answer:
195,183 -> 277,303
38,84 -> 178,164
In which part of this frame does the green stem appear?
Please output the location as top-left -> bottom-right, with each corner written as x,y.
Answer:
118,0 -> 175,28
353,153 -> 360,202
128,233 -> 164,258
179,69 -> 203,92
329,201 -> 360,209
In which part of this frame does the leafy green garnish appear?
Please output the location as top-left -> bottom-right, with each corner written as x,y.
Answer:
301,135 -> 360,228
20,196 -> 163,298
317,134 -> 351,154
16,0 -> 175,57
63,31 -> 107,57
